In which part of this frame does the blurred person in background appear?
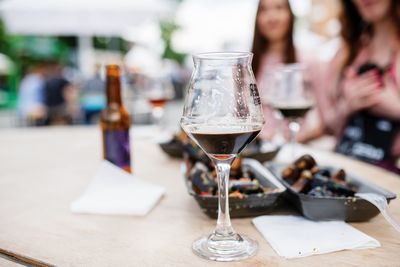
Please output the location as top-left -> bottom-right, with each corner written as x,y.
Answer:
44,62 -> 80,125
16,63 -> 47,126
81,64 -> 105,124
320,0 -> 400,173
252,0 -> 324,143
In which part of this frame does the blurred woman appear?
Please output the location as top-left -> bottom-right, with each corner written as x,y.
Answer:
321,0 -> 400,172
252,0 -> 323,142
252,0 -> 295,79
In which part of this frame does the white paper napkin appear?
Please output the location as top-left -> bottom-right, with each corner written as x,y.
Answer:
253,215 -> 380,259
71,160 -> 165,216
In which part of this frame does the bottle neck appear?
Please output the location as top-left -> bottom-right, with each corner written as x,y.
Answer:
106,67 -> 122,105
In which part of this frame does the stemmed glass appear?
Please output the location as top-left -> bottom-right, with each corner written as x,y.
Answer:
181,52 -> 264,261
264,64 -> 314,159
146,75 -> 175,127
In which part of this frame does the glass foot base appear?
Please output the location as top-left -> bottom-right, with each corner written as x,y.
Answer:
192,233 -> 258,262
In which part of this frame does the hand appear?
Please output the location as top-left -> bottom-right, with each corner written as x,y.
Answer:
341,68 -> 380,114
370,74 -> 400,120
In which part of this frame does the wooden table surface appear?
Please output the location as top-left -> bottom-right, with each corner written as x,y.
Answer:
0,127 -> 399,267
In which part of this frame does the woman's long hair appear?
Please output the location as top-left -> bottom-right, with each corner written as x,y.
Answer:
340,0 -> 400,68
251,0 -> 296,79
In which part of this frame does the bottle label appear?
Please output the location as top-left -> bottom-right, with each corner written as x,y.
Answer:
104,130 -> 131,170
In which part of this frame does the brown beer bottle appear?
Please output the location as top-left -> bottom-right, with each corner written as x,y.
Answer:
100,64 -> 132,173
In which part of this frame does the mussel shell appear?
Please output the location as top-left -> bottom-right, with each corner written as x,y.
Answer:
190,163 -> 217,195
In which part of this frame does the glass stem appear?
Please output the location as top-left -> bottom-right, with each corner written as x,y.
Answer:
152,107 -> 164,128
214,159 -> 235,237
288,119 -> 300,159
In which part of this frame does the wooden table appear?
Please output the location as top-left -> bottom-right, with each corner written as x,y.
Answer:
0,127 -> 399,267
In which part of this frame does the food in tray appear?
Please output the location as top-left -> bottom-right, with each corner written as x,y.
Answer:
182,134 -> 281,198
188,158 -> 277,198
281,155 -> 358,197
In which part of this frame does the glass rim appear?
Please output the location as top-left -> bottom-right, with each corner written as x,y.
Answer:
277,63 -> 306,71
193,51 -> 253,60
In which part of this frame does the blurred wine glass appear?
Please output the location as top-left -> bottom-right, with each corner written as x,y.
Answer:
145,75 -> 175,128
264,64 -> 314,159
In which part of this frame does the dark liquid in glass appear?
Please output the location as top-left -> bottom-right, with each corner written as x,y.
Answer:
275,104 -> 312,119
149,98 -> 168,108
191,129 -> 260,158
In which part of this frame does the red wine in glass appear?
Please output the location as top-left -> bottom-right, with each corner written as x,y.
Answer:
149,97 -> 169,108
272,100 -> 314,119
187,125 -> 261,160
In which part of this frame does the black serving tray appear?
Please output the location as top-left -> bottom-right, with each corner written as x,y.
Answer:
241,142 -> 281,163
159,138 -> 184,158
267,163 -> 397,222
185,159 -> 286,218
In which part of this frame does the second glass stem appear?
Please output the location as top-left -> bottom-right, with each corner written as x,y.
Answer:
288,120 -> 300,159
152,107 -> 164,127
